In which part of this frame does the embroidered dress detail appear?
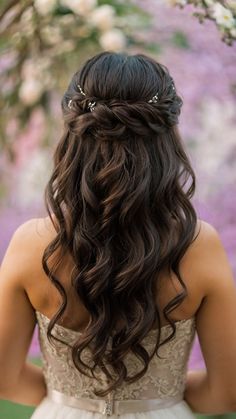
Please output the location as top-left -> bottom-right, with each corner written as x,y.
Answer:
31,311 -> 196,419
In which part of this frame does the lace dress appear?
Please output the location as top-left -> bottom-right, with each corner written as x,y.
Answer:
31,311 -> 196,418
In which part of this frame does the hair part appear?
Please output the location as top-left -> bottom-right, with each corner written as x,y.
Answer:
42,51 -> 198,396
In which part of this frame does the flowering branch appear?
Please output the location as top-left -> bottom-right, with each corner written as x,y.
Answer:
0,0 -> 149,156
169,0 -> 236,45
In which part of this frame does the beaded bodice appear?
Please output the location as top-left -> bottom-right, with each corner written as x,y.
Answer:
36,311 -> 195,403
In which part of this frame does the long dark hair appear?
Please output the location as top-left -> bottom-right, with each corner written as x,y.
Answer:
42,52 -> 198,396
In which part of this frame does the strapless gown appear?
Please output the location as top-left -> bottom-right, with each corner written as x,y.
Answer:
31,311 -> 196,418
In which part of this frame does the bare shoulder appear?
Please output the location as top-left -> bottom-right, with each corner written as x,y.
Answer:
11,216 -> 56,241
192,219 -> 223,248
181,218 -> 234,296
8,215 -> 57,261
10,217 -> 55,250
1,217 -> 57,285
182,218 -> 226,261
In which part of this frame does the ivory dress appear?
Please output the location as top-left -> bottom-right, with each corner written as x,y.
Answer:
31,310 -> 196,418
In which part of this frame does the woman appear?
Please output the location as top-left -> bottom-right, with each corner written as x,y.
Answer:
0,52 -> 236,418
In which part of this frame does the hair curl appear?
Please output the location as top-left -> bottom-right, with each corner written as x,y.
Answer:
42,52 -> 198,396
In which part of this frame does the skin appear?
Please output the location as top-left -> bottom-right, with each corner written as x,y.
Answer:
0,217 -> 236,413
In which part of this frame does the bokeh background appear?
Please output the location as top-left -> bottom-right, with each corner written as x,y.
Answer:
0,0 -> 236,418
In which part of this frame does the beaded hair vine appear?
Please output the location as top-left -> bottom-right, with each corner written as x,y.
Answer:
68,84 -> 96,112
68,83 -> 176,111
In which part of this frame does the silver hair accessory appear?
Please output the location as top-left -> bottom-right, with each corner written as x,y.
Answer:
77,83 -> 96,112
148,93 -> 159,104
88,101 -> 96,112
77,84 -> 86,96
68,82 -> 175,110
148,82 -> 175,104
67,84 -> 97,112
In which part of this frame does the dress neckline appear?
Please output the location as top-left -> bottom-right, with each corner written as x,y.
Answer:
35,309 -> 195,337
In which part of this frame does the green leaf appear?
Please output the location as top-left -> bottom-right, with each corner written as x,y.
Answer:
145,42 -> 162,54
172,31 -> 190,49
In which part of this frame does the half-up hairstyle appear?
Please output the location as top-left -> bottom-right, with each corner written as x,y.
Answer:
42,52 -> 198,396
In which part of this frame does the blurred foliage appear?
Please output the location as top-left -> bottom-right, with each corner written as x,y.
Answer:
172,30 -> 190,48
0,0 -> 150,157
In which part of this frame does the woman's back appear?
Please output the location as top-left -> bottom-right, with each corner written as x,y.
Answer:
19,216 -> 201,418
23,216 -> 203,331
4,215 -> 227,418
1,52 -> 236,418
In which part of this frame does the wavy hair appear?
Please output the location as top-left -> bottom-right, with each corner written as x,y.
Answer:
42,52 -> 198,396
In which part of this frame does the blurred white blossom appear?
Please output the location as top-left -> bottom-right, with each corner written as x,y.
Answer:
21,59 -> 37,80
59,14 -> 75,26
34,0 -> 57,16
230,27 -> 236,37
60,0 -> 97,16
212,2 -> 235,29
204,0 -> 214,7
16,150 -> 52,207
20,57 -> 52,100
41,26 -> 62,45
21,57 -> 50,79
99,29 -> 126,51
53,40 -> 75,54
20,7 -> 34,36
19,79 -> 43,105
90,5 -> 115,31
